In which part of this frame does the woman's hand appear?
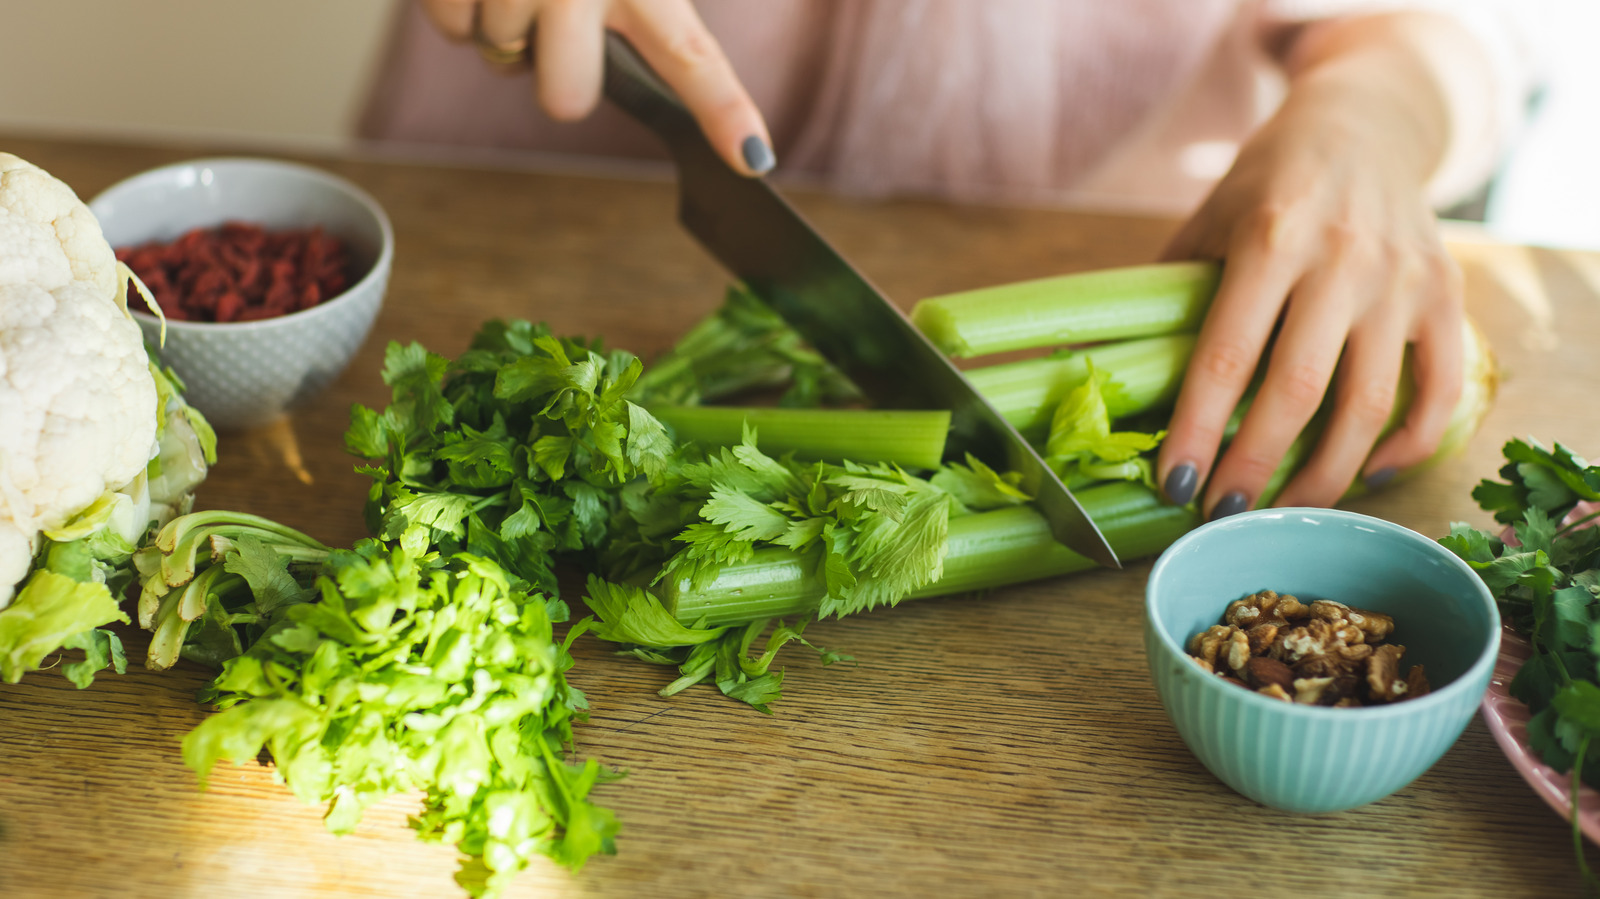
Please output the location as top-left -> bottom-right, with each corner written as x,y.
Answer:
419,0 -> 774,175
1155,13 -> 1481,517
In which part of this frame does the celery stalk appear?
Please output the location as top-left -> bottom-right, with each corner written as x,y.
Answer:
650,406 -> 951,470
967,334 -> 1194,437
912,261 -> 1220,358
662,482 -> 1200,627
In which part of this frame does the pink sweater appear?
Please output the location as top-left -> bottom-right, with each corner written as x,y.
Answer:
361,0 -> 1529,214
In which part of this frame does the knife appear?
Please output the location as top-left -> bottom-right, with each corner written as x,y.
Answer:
601,33 -> 1120,569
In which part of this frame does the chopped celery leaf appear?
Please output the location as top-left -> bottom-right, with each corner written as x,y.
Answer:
1043,361 -> 1165,489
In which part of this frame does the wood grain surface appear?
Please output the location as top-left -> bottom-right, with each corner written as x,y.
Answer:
3,135 -> 1599,899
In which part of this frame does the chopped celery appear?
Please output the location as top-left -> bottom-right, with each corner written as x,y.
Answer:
912,261 -> 1220,358
650,405 -> 951,470
661,482 -> 1200,627
968,334 -> 1194,437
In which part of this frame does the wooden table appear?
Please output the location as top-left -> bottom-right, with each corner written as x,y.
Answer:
3,135 -> 1599,898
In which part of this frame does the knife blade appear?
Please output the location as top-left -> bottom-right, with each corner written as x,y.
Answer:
602,33 -> 1119,569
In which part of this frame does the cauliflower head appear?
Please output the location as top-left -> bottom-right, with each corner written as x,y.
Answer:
0,154 -> 158,606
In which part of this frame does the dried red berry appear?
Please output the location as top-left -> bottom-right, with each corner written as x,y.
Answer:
118,221 -> 354,323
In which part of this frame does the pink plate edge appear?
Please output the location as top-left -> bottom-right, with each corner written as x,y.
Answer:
1481,625 -> 1600,841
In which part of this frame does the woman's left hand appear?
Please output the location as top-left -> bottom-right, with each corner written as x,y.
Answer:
1154,13 -> 1475,518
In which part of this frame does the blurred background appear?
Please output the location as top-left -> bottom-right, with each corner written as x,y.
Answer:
0,0 -> 1593,248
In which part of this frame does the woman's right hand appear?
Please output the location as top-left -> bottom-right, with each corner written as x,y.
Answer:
419,0 -> 774,175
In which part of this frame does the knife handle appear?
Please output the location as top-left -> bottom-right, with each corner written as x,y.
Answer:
602,32 -> 705,155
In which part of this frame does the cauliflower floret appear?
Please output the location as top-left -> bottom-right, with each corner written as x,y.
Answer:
0,153 -> 158,606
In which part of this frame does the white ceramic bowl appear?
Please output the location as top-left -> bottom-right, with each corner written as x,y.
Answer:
90,157 -> 393,430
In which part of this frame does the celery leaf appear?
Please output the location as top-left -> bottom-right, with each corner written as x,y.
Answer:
1043,362 -> 1164,489
582,576 -> 728,648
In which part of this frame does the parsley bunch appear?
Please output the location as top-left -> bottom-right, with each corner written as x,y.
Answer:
1441,437 -> 1600,886
345,320 -> 675,584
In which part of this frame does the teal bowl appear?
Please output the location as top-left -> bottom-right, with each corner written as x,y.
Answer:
1144,508 -> 1498,813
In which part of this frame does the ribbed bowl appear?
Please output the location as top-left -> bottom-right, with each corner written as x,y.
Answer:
1144,508 -> 1499,813
89,157 -> 392,430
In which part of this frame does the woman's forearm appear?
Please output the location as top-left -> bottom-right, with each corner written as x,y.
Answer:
1280,11 -> 1505,203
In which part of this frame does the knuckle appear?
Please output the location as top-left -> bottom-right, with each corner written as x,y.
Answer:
660,23 -> 722,72
1194,341 -> 1258,387
1238,204 -> 1296,254
1322,223 -> 1389,271
1321,219 -> 1361,253
1342,379 -> 1397,429
1275,360 -> 1331,409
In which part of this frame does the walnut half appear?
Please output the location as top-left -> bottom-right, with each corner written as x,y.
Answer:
1366,644 -> 1410,702
1225,590 -> 1311,629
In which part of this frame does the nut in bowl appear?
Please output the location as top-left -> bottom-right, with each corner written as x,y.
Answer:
89,158 -> 393,430
1143,508 -> 1499,813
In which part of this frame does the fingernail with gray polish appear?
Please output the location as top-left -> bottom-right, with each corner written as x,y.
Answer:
1164,463 -> 1198,506
1210,491 -> 1250,521
741,135 -> 774,175
1364,467 -> 1398,491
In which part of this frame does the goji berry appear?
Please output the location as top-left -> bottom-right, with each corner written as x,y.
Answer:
117,221 -> 354,324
